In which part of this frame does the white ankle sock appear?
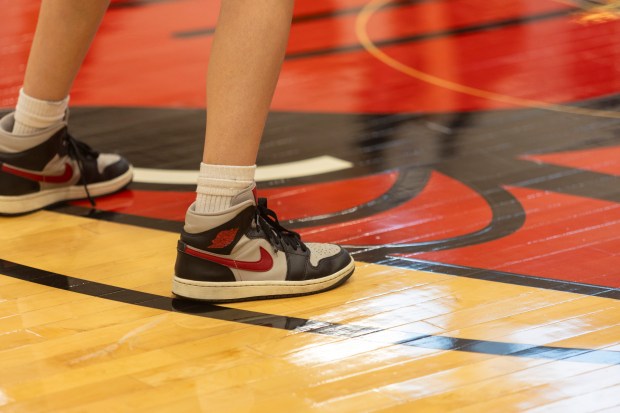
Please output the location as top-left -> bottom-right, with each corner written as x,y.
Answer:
195,163 -> 256,214
13,88 -> 69,136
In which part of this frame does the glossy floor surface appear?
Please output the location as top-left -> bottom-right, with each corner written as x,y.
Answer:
1,0 -> 620,411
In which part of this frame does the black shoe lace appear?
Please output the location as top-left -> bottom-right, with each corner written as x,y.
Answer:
255,198 -> 308,253
65,133 -> 99,208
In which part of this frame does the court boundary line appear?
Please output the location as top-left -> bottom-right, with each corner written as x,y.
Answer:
376,257 -> 620,300
1,258 -> 619,365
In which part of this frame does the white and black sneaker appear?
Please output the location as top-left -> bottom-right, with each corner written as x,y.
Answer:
173,186 -> 355,302
0,112 -> 133,214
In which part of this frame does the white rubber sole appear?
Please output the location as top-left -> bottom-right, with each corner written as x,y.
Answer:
0,166 -> 133,215
172,259 -> 355,302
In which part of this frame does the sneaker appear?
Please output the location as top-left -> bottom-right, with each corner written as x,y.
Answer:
0,112 -> 133,214
173,186 -> 355,302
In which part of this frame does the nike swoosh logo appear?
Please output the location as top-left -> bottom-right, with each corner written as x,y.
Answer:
0,162 -> 74,184
184,244 -> 274,272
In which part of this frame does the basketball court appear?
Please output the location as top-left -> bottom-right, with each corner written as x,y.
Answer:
1,0 -> 620,411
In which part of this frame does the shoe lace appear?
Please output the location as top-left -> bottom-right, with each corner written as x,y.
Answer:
65,133 -> 99,208
255,198 -> 308,253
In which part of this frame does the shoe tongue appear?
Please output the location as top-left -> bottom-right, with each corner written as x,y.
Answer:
230,184 -> 257,206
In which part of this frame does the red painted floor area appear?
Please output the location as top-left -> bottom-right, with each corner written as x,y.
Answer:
2,0 -> 619,112
412,186 -> 620,288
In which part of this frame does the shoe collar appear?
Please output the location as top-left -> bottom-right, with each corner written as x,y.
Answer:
183,184 -> 256,234
230,183 -> 257,207
0,112 -> 67,153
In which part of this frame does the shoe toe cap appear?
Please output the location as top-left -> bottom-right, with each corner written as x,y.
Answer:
100,154 -> 132,180
306,242 -> 343,266
304,243 -> 353,280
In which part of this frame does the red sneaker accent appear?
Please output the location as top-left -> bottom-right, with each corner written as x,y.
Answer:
208,228 -> 239,249
1,162 -> 73,184
184,245 -> 274,272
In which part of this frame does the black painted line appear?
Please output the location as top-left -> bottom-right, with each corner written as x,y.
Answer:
173,0 -> 426,38
48,205 -> 185,233
284,8 -> 575,61
335,165 -> 528,256
287,167 -> 431,228
1,259 -> 619,365
370,257 -> 620,300
507,160 -> 620,204
48,167 -> 617,303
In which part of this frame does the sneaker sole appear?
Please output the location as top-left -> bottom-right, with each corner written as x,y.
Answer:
0,167 -> 133,215
172,258 -> 355,303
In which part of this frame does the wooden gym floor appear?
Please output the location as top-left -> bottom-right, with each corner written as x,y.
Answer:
2,0 -> 620,411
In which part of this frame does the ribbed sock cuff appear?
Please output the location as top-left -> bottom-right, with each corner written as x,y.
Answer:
195,163 -> 256,214
13,88 -> 69,136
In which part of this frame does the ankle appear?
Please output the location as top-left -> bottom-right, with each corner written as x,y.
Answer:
194,163 -> 256,214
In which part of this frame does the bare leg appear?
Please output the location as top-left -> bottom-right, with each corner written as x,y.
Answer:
22,0 -> 110,101
203,0 -> 294,166
175,0 -> 354,302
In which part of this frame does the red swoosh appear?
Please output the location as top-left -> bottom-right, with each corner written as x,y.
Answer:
184,245 -> 274,272
1,163 -> 74,183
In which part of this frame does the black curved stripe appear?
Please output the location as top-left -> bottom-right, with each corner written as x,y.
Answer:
341,166 -> 527,253
286,167 -> 431,228
1,259 -> 618,365
48,204 -> 186,233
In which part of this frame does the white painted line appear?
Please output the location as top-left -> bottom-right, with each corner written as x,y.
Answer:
132,155 -> 353,185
